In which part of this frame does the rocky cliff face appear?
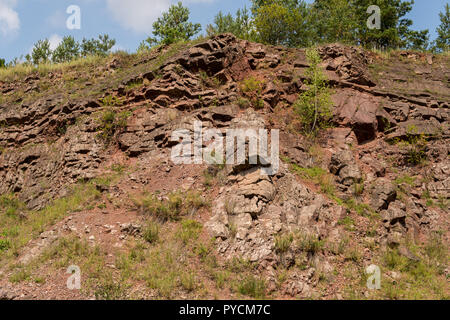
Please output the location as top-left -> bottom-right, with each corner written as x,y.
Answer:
0,34 -> 448,300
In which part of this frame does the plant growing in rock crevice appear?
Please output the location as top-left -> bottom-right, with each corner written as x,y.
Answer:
294,47 -> 332,134
97,109 -> 130,144
239,76 -> 265,109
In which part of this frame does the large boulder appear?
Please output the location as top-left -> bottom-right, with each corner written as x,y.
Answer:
329,150 -> 362,187
370,178 -> 397,211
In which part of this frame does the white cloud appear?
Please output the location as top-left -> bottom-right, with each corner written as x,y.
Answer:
48,34 -> 63,50
105,0 -> 216,34
106,0 -> 170,34
0,0 -> 20,36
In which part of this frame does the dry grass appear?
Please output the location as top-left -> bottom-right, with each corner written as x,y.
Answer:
0,55 -> 108,82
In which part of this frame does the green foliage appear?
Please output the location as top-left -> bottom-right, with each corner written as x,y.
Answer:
0,239 -> 10,251
207,7 -> 256,40
345,199 -> 371,216
294,47 -> 332,134
9,268 -> 31,283
394,174 -> 416,187
143,2 -> 201,47
26,34 -> 115,66
350,0 -> 429,50
0,58 -> 5,68
81,34 -> 116,57
434,4 -> 449,52
0,183 -> 101,262
399,126 -> 428,166
253,0 -> 313,47
291,164 -> 337,198
310,0 -> 358,44
31,39 -> 52,65
52,36 -> 80,63
338,215 -> 356,231
101,95 -> 123,107
403,29 -> 430,51
379,237 -> 449,300
97,109 -> 130,143
239,76 -> 265,109
250,0 -> 429,50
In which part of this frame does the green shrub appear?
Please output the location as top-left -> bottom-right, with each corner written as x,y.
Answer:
97,109 -> 130,143
52,36 -> 80,63
291,164 -> 337,198
239,76 -> 265,109
142,2 -> 201,47
31,39 -> 52,65
394,126 -> 428,166
207,7 -> 256,41
294,47 -> 332,134
81,34 -> 116,57
0,239 -> 10,251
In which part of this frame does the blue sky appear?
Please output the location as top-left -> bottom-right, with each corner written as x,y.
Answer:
0,0 -> 447,62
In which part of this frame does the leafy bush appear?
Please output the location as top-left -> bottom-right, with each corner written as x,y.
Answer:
253,0 -> 312,47
97,109 -> 130,143
433,4 -> 449,53
141,2 -> 201,48
31,39 -> 52,65
52,36 -> 80,63
206,7 -> 256,41
81,34 -> 116,57
239,76 -> 265,109
294,47 -> 332,134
